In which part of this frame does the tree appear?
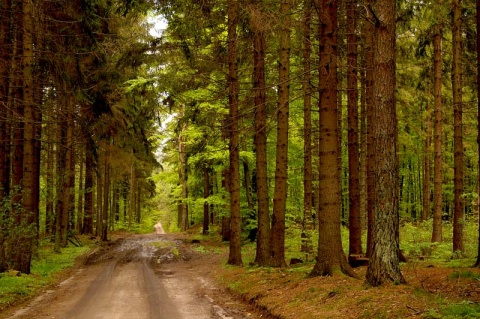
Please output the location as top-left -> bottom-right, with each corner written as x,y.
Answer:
270,0 -> 292,268
301,0 -> 314,254
13,0 -> 37,274
250,0 -> 271,266
227,0 -> 243,266
364,0 -> 375,258
347,0 -> 362,257
310,0 -> 355,277
452,0 -> 465,255
365,0 -> 406,286
422,90 -> 431,221
431,1 -> 443,243
475,0 -> 480,268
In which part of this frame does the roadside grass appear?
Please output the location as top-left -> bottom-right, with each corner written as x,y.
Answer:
184,221 -> 480,319
0,236 -> 93,311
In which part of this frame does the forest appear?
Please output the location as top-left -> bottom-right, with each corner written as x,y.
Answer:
0,0 -> 480,290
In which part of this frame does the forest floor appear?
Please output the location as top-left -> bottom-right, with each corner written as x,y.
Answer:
1,226 -> 480,319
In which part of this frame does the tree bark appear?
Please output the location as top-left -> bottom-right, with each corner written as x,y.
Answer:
365,0 -> 406,286
475,0 -> 480,267
422,94 -> 431,221
83,139 -> 94,235
347,0 -> 362,257
365,0 -> 375,259
302,0 -> 313,232
311,0 -> 355,277
431,5 -> 443,242
102,148 -> 110,241
270,0 -> 291,268
203,168 -> 210,235
178,107 -> 188,231
77,149 -> 84,233
250,0 -> 271,266
452,0 -> 464,255
227,0 -> 242,266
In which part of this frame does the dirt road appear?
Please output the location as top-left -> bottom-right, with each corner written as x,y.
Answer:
3,226 -> 256,319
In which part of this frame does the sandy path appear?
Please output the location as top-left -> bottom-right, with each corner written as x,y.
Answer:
2,227 -> 247,319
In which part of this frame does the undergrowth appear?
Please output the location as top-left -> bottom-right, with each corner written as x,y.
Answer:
0,237 -> 92,310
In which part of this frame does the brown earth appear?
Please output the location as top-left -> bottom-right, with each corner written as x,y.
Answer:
1,225 -> 479,319
0,228 -> 263,319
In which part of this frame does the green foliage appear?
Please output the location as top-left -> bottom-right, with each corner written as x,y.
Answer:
440,302 -> 480,318
0,240 -> 91,309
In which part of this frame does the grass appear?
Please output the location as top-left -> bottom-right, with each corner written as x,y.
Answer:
440,302 -> 480,318
0,237 -> 93,311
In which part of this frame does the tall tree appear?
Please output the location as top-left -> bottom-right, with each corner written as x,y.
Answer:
14,0 -> 37,274
431,1 -> 443,243
250,0 -> 271,266
475,0 -> 480,268
365,0 -> 406,286
452,0 -> 465,255
270,0 -> 291,268
365,0 -> 375,258
227,0 -> 243,266
302,0 -> 314,250
311,0 -> 355,277
347,0 -> 362,257
422,94 -> 431,221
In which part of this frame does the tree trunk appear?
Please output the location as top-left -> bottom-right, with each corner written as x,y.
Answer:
347,0 -> 362,257
0,0 -> 10,270
365,0 -> 406,286
96,149 -> 104,236
83,140 -> 94,235
11,0 -> 24,266
203,168 -> 210,235
178,108 -> 188,231
452,0 -> 464,255
136,180 -> 141,223
128,165 -> 134,230
301,0 -> 314,257
227,0 -> 243,266
249,0 -> 271,266
77,149 -> 84,233
54,99 -> 67,252
270,0 -> 291,268
475,0 -> 480,268
302,0 -> 313,232
62,97 -> 74,243
45,103 -> 55,235
14,0 -> 37,273
431,52 -> 443,241
311,0 -> 355,277
359,48 -> 368,236
365,0 -> 375,259
102,153 -> 110,241
422,94 -> 431,221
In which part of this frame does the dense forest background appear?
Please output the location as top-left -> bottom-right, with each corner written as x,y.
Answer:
1,0 -> 480,286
